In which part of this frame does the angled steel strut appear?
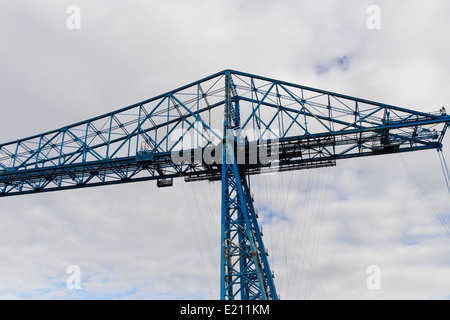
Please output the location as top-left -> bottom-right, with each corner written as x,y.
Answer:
1,70 -> 449,300
221,71 -> 277,300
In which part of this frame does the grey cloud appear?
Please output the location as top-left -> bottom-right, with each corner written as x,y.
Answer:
0,0 -> 449,300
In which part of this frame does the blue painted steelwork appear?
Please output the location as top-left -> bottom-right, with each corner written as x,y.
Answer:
221,71 -> 277,300
1,70 -> 449,300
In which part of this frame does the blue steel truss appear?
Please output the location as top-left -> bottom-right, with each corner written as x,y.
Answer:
221,71 -> 277,300
1,70 -> 449,300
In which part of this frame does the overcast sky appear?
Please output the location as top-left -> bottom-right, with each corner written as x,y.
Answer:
0,0 -> 449,300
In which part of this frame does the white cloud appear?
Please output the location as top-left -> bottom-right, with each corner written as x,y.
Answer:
0,0 -> 449,300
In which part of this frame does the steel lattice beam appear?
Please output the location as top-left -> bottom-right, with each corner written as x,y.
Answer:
1,70 -> 449,300
1,70 -> 449,197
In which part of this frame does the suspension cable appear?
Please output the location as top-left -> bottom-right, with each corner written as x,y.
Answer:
398,154 -> 450,236
437,148 -> 450,194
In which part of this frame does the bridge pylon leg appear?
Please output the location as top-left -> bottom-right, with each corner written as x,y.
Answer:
220,119 -> 277,300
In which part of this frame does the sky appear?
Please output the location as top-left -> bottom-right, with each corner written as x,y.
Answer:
0,0 -> 450,300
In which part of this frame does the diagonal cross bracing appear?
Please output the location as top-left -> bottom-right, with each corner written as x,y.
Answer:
0,70 -> 449,301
